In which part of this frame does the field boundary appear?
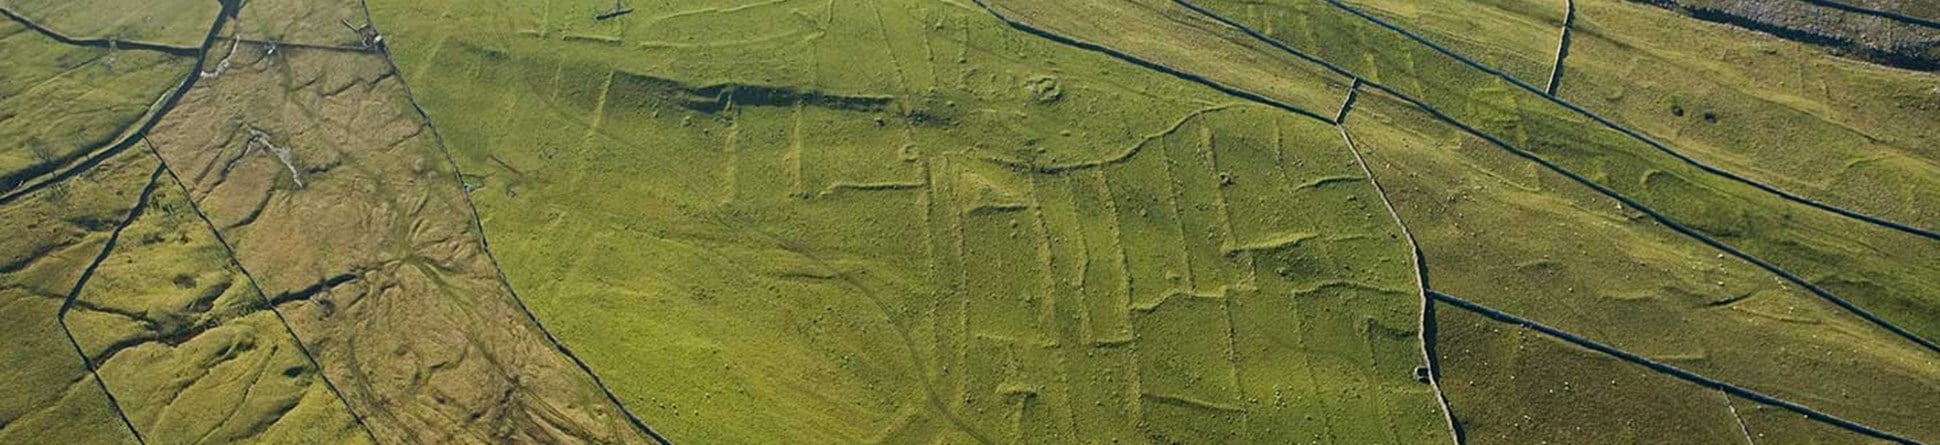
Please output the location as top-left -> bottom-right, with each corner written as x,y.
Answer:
353,0 -> 674,443
0,6 -> 200,55
1169,0 -> 1940,354
54,162 -> 163,445
1544,0 -> 1574,95
968,0 -> 1335,124
1336,100 -> 1466,444
1318,0 -> 1940,241
0,0 -> 234,208
1427,290 -> 1920,444
1352,80 -> 1940,355
143,139 -> 384,444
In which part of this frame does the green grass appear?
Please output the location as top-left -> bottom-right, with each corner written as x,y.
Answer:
983,0 -> 1353,118
1324,0 -> 1940,232
368,0 -> 1455,442
6,0 -> 1932,442
66,174 -> 371,444
1346,91 -> 1940,441
1562,0 -> 1940,229
1336,0 -> 1564,85
1435,306 -> 1893,444
0,0 -> 219,46
1202,0 -> 1940,368
1434,306 -> 1749,443
0,150 -> 154,445
0,21 -> 191,194
1731,395 -> 1895,445
140,39 -> 653,443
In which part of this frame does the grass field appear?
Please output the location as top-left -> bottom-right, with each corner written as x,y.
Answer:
0,21 -> 191,194
1195,0 -> 1940,366
366,0 -> 1458,442
0,0 -> 218,47
0,150 -> 154,444
142,34 -> 654,443
5,0 -> 1936,442
1435,305 -> 1894,444
67,166 -> 371,444
1346,90 -> 1940,441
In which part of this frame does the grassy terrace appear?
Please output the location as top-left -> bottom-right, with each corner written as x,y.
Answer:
1188,0 -> 1940,369
1346,91 -> 1940,441
1312,0 -> 1940,231
2,0 -> 1932,442
369,0 -> 1454,442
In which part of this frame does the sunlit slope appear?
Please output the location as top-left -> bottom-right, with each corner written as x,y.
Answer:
1346,91 -> 1940,441
1328,0 -> 1940,237
1435,307 -> 1894,445
65,168 -> 372,445
0,0 -> 218,47
1334,0 -> 1565,85
1190,0 -> 1940,364
368,0 -> 1455,442
979,0 -> 1352,118
141,33 -> 653,443
0,151 -> 154,445
938,2 -> 1940,438
1563,0 -> 1940,229
0,21 -> 191,195
1434,307 -> 1746,444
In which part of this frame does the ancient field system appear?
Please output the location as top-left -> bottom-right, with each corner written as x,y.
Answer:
3,0 -> 1936,443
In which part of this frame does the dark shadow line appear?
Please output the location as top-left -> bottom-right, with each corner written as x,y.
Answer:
1426,290 -> 1921,445
1337,117 -> 1466,444
1544,0 -> 1574,95
55,162 -> 164,445
0,6 -> 200,56
0,0 -> 235,208
353,1 -> 673,442
143,139 -> 384,445
1356,82 -> 1940,355
229,36 -> 377,54
1796,0 -> 1940,30
1172,0 -> 1940,354
1317,0 -> 1940,242
966,0 -> 1336,124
